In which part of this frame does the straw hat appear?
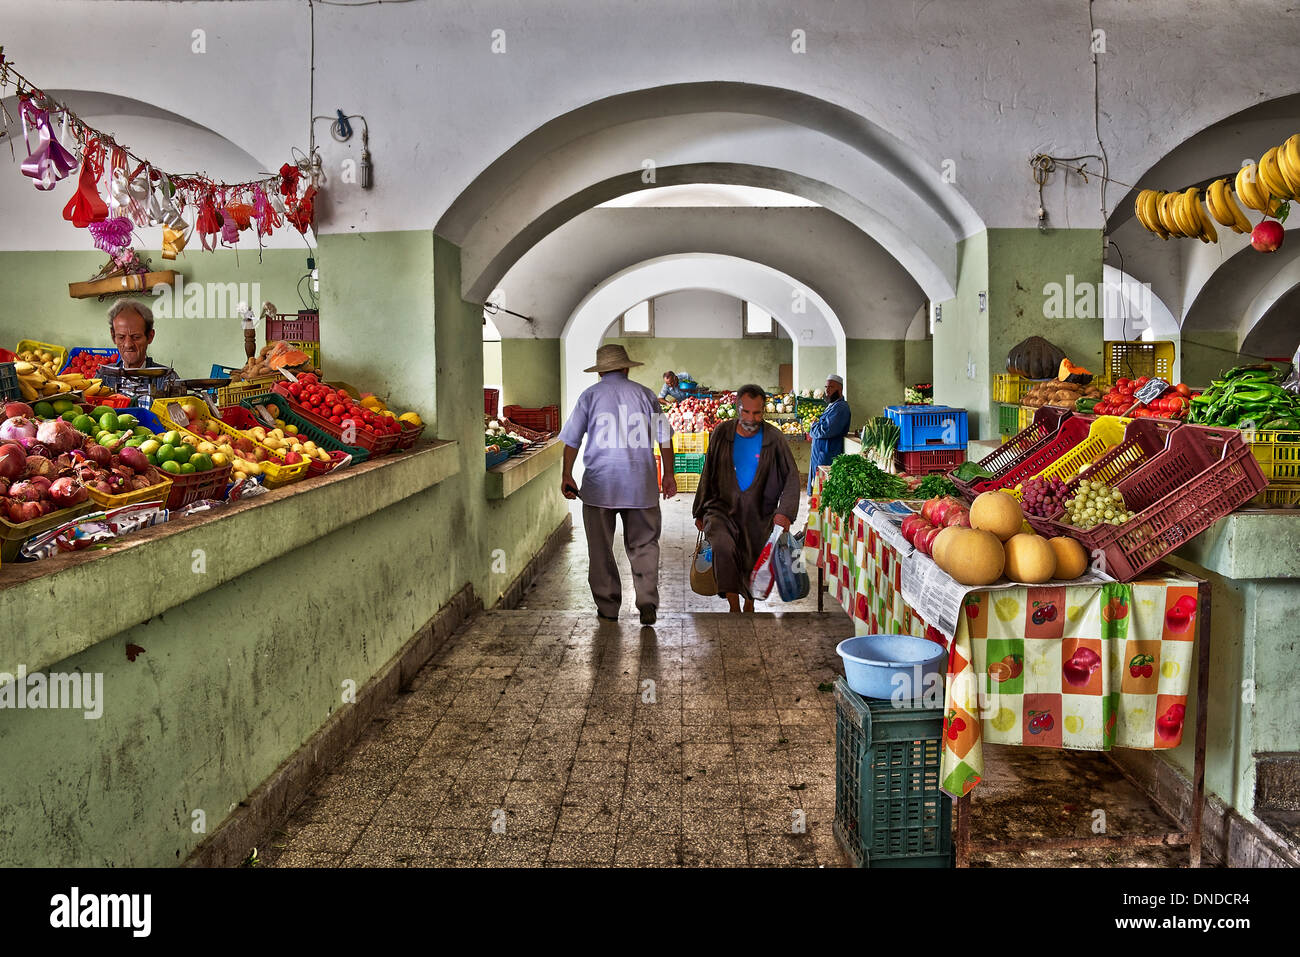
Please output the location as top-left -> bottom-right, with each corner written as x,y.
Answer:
584,343 -> 644,373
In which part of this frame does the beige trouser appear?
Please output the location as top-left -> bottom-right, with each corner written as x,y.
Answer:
582,504 -> 662,618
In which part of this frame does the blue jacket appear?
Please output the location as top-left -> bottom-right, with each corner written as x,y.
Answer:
808,397 -> 851,493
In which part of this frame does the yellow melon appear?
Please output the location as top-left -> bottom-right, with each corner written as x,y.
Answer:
936,528 -> 1006,586
933,526 -> 962,568
1049,536 -> 1088,580
970,490 -> 1024,541
1003,533 -> 1057,584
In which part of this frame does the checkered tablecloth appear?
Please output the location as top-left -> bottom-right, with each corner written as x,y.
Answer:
802,468 -> 1198,799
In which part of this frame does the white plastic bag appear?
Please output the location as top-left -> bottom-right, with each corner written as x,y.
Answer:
748,526 -> 785,600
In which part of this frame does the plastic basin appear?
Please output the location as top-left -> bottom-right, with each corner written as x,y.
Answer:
836,634 -> 947,701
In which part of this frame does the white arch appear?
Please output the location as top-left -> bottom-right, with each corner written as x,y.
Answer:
561,254 -> 846,419
1238,241 -> 1300,347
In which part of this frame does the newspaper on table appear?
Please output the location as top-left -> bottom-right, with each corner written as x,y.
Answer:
853,498 -> 1114,640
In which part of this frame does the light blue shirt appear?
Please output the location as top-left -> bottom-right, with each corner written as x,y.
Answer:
559,372 -> 674,509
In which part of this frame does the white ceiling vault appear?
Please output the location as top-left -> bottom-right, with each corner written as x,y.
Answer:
1,0 -> 1298,347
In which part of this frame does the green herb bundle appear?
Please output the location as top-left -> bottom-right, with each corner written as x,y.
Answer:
911,474 -> 957,499
820,454 -> 908,519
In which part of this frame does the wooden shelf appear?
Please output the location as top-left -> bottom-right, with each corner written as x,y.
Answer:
486,437 -> 564,499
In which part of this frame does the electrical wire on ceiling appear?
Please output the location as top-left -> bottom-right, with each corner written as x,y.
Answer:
1088,0 -> 1111,223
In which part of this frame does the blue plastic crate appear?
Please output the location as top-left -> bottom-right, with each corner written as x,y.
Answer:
60,347 -> 120,375
885,404 -> 968,451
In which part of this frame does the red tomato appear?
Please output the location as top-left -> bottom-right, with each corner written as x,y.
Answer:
1175,383 -> 1191,397
329,414 -> 341,424
332,403 -> 346,416
1115,377 -> 1131,389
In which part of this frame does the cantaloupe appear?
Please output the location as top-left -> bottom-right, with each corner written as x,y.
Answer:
1049,536 -> 1088,580
1004,533 -> 1057,584
936,528 -> 1005,586
970,490 -> 1024,542
933,526 -> 962,568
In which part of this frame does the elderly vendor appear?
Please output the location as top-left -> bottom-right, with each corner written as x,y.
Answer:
107,298 -> 182,405
659,371 -> 691,402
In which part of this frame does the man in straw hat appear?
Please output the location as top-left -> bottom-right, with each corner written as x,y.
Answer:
807,373 -> 851,495
559,344 -> 676,625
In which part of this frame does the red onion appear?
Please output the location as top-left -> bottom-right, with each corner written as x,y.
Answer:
7,479 -> 46,502
27,476 -> 52,492
118,447 -> 150,474
0,443 -> 25,481
23,455 -> 54,478
48,476 -> 88,507
35,418 -> 81,453
3,402 -> 33,420
9,500 -> 44,523
86,443 -> 113,467
0,416 -> 37,445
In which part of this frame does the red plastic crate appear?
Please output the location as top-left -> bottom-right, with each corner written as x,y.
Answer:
503,404 -> 559,434
265,310 -> 319,343
1029,424 -> 1267,582
484,388 -> 499,418
394,421 -> 425,450
165,464 -> 233,509
950,407 -> 1072,502
895,447 -> 966,474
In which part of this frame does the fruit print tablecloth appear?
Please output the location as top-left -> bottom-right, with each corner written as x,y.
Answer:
802,471 -> 1199,799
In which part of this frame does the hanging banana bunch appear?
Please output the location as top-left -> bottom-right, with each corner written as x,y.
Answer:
1133,133 -> 1299,244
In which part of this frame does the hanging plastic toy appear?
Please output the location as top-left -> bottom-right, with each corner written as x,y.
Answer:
19,98 -> 78,190
63,137 -> 110,227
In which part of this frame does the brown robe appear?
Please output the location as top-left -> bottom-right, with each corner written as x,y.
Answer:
692,420 -> 801,599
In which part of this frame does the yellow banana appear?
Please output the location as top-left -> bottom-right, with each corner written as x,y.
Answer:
16,378 -> 39,401
13,360 -> 36,376
1259,147 -> 1292,200
1134,190 -> 1159,236
1237,162 -> 1267,212
1223,181 -> 1252,233
1277,134 -> 1300,197
1142,190 -> 1169,238
1192,189 -> 1217,243
1158,193 -> 1183,236
1174,190 -> 1198,236
1206,179 -> 1233,228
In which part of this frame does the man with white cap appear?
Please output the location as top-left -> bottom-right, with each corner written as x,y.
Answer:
559,344 -> 676,625
807,374 -> 851,495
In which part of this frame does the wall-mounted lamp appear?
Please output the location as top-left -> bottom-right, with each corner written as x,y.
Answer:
978,291 -> 987,313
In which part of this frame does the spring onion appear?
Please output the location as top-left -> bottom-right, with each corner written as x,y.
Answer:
860,416 -> 900,472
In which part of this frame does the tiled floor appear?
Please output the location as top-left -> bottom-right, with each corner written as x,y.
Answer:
264,493 -> 1199,868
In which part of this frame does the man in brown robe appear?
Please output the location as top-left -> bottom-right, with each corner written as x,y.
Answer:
693,384 -> 801,613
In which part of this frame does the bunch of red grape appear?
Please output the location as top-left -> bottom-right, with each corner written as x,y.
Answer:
1018,476 -> 1068,517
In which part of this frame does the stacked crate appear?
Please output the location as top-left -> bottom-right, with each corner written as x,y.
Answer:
885,404 -> 969,474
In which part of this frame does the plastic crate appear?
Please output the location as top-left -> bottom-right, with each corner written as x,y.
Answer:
484,388 -> 500,417
285,340 -> 321,372
992,374 -> 1030,404
86,405 -> 167,435
59,347 -> 119,376
997,403 -> 1021,436
1250,486 -> 1300,508
217,375 -> 281,409
1019,415 -> 1130,490
896,447 -> 966,475
85,473 -> 173,510
949,407 -> 1072,502
1054,417 -> 1181,499
0,362 -> 18,402
15,339 -> 67,371
674,471 -> 701,492
1029,424 -> 1267,582
833,678 -> 952,868
0,502 -> 100,563
164,463 -> 234,509
885,405 -> 969,451
971,414 -> 1097,495
672,431 -> 709,454
153,399 -> 309,489
676,452 -> 707,474
221,405 -> 342,476
394,421 -> 425,451
265,310 -> 319,343
1105,340 -> 1175,383
1243,428 -> 1300,486
270,385 -> 401,456
486,447 -> 510,469
237,393 -> 370,466
502,404 -> 560,434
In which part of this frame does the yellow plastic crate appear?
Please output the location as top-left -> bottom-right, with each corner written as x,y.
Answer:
152,400 -> 310,489
992,374 -> 1030,404
1243,428 -> 1300,485
1018,405 -> 1035,430
286,340 -> 321,372
674,471 -> 701,492
85,475 -> 173,509
672,431 -> 709,454
1250,485 -> 1300,508
1007,415 -> 1129,498
1105,340 -> 1175,383
217,375 -> 280,408
15,338 -> 68,371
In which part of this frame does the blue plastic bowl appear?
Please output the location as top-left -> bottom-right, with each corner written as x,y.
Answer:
836,634 -> 947,701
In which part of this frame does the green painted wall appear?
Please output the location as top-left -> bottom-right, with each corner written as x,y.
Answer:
934,229 -> 1103,440
845,339 -> 906,431
1181,331 -> 1249,388
797,345 -> 837,394
601,336 -> 792,394
905,338 -> 933,389
501,338 -> 561,409
0,249 -> 310,378
0,232 -> 567,866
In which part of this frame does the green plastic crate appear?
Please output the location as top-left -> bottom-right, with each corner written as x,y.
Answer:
833,677 -> 953,868
676,452 -> 706,474
997,402 -> 1021,437
236,392 -> 369,464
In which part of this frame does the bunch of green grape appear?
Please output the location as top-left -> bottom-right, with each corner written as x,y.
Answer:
1064,479 -> 1137,529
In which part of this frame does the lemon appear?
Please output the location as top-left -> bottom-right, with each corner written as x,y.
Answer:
1161,661 -> 1180,678
991,708 -> 1016,732
1065,715 -> 1083,734
161,460 -> 182,474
